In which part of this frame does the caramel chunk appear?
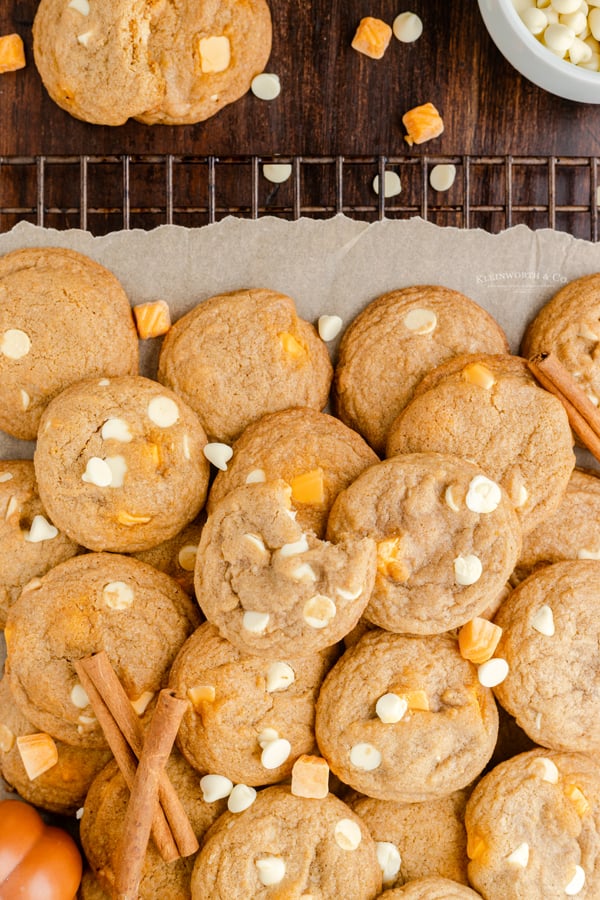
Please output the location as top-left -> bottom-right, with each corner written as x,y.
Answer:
351,17 -> 392,59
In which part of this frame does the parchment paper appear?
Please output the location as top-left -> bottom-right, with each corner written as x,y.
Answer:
2,214 -> 600,803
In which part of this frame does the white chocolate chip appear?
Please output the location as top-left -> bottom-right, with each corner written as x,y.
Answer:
403,308 -> 437,334
245,468 -> 266,484
514,483 -> 529,508
429,163 -> 457,192
77,715 -> 96,726
24,515 -> 58,543
77,30 -> 93,45
303,594 -> 336,628
0,724 -> 14,753
200,774 -> 233,803
535,711 -> 543,730
227,784 -> 257,813
445,483 -> 462,512
81,457 -> 112,487
289,562 -> 317,583
335,584 -> 363,601
21,578 -> 42,593
375,692 -> 408,724
70,684 -> 90,709
531,605 -> 555,636
75,807 -> 84,820
68,0 -> 89,12
393,11 -> 423,41
103,581 -> 134,610
465,475 -> 502,514
182,434 -> 191,460
578,322 -> 600,341
478,657 -> 509,687
334,818 -> 362,851
243,610 -> 270,633
1,329 -> 31,359
277,535 -> 309,557
243,533 -> 267,555
318,315 -> 343,342
261,737 -> 291,769
349,742 -> 382,771
372,171 -> 402,198
203,442 -> 233,470
577,547 -> 600,559
251,73 -> 281,100
258,728 -> 280,749
20,389 -> 30,411
376,842 -> 402,883
545,22 -> 576,55
130,691 -> 154,715
255,856 -> 286,886
0,472 -> 13,483
565,865 -> 586,896
531,756 -> 559,783
101,418 -> 132,443
263,163 -> 292,183
586,391 -> 600,406
178,544 -> 198,571
147,396 -> 179,428
106,455 -> 127,488
506,842 -> 529,867
98,378 -> 110,386
4,496 -> 18,520
266,662 -> 295,693
199,35 -> 231,73
454,554 -> 483,586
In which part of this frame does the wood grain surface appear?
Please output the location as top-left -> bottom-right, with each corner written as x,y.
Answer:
1,0 -> 600,158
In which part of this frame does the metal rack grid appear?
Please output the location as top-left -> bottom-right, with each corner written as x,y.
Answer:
0,154 -> 599,239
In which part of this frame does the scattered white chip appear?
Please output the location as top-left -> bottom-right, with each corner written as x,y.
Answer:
289,562 -> 317,583
178,544 -> 198,572
20,389 -> 30,411
303,594 -> 336,628
478,657 -> 509,687
24,515 -> 58,543
444,483 -> 462,512
1,329 -> 31,359
261,737 -> 291,769
251,73 -> 281,100
256,856 -> 286,886
103,581 -> 135,611
105,455 -> 127,488
101,418 -> 133,443
200,774 -> 233,803
5,496 -> 18,520
68,0 -> 90,13
227,783 -> 257,813
243,610 -> 270,633
243,533 -> 267,555
403,307 -> 437,334
376,842 -> 402,883
334,818 -> 362,851
81,457 -> 112,488
393,11 -> 423,42
75,807 -> 84,820
98,378 -> 110,386
465,475 -> 502,514
263,163 -> 292,183
565,865 -> 586,896
266,661 -> 295,693
429,163 -> 457,193
531,756 -> 559,784
182,434 -> 191,460
277,535 -> 309,558
147,396 -> 179,428
0,472 -> 12,484
349,742 -> 382,771
246,468 -> 266,484
70,684 -> 90,709
203,442 -> 233,470
531,605 -> 555,636
372,171 -> 402,198
130,691 -> 154,715
454,554 -> 483,586
257,728 -> 280,749
506,842 -> 529,867
318,315 -> 343,342
77,30 -> 93,46
336,584 -> 363,601
376,692 -> 408,724
577,547 -> 600,559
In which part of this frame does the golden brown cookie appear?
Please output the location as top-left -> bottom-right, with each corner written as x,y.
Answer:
157,289 -> 333,444
34,375 -> 210,552
334,286 -> 509,454
465,749 -> 600,900
315,629 -> 498,803
0,247 -> 138,440
190,785 -> 382,899
326,453 -> 521,635
5,552 -> 199,748
0,460 -> 79,628
386,354 -> 575,534
380,878 -> 483,899
207,407 -> 378,537
195,479 -> 376,658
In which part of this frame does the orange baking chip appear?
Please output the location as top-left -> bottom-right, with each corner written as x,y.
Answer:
458,617 -> 503,665
133,300 -> 171,340
402,102 -> 444,146
351,17 -> 392,60
0,34 -> 26,75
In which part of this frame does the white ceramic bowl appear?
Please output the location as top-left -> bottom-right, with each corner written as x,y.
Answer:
478,0 -> 600,103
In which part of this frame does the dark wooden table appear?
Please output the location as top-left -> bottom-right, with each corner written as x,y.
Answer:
2,0 -> 600,158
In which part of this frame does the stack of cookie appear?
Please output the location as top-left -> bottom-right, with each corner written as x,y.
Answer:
1,245 -> 599,900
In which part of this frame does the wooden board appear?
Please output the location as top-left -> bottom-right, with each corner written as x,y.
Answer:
2,0 -> 600,158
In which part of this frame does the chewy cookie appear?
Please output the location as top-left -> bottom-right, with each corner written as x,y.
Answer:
350,791 -> 470,889
158,289 -> 333,444
207,407 -> 379,537
33,0 -> 272,126
5,552 -> 199,748
0,247 -> 138,440
0,459 -> 79,628
327,452 -> 521,635
380,878 -> 483,899
315,629 -> 498,803
169,622 -> 336,786
493,560 -> 600,753
190,785 -> 382,899
195,480 -> 376,658
386,354 -> 575,534
334,286 -> 509,454
34,375 -> 210,552
465,749 -> 600,900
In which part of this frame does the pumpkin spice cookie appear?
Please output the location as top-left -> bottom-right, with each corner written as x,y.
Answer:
386,354 -> 575,534
0,459 -> 79,629
334,285 -> 509,454
34,375 -> 210,552
0,247 -> 138,440
195,480 -> 376,658
493,560 -> 600,753
315,629 -> 498,803
158,289 -> 333,444
169,622 -> 337,786
326,453 -> 521,635
465,749 -> 600,900
190,785 -> 382,899
5,552 -> 199,748
207,407 -> 379,537
380,878 -> 483,899
0,675 -> 111,816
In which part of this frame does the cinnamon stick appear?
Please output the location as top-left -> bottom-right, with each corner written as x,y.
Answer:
113,690 -> 189,900
527,351 -> 600,463
79,651 -> 198,859
72,660 -> 179,863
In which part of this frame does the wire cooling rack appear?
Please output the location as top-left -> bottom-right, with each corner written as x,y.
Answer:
0,154 -> 599,239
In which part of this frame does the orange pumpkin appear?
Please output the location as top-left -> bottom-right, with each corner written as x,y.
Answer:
0,799 -> 82,899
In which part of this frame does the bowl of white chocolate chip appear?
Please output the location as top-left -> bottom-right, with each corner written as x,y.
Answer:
478,0 -> 600,103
